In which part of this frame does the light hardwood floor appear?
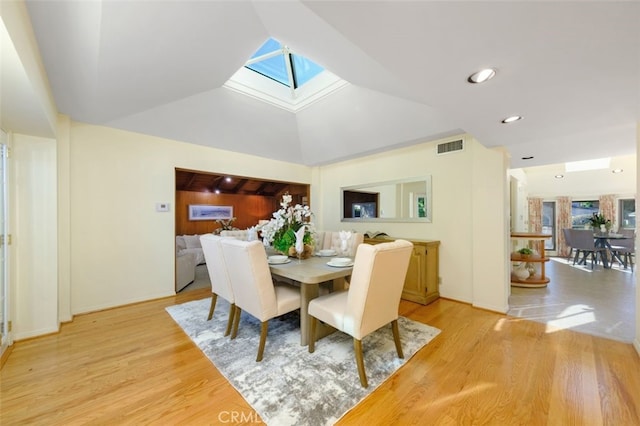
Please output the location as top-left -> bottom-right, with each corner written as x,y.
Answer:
2,287 -> 639,424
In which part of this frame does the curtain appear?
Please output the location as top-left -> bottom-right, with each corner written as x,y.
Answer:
556,196 -> 572,257
599,194 -> 616,228
528,197 -> 543,253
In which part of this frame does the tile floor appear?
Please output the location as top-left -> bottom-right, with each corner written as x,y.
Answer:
508,256 -> 636,342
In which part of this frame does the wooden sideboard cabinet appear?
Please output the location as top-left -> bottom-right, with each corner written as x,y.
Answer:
364,237 -> 440,305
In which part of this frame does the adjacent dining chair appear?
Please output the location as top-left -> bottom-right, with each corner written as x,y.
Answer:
610,229 -> 635,270
220,239 -> 301,361
200,234 -> 236,336
571,229 -> 606,269
307,239 -> 413,388
561,228 -> 575,263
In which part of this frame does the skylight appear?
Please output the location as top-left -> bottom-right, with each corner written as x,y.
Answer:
246,38 -> 324,89
223,38 -> 348,112
565,158 -> 611,172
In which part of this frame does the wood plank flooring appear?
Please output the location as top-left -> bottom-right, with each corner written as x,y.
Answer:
1,288 -> 639,425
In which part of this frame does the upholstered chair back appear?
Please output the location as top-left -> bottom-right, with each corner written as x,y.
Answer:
220,230 -> 249,241
562,228 -> 573,248
220,239 -> 278,322
323,231 -> 364,257
313,231 -> 326,253
200,234 -> 234,303
614,230 -> 635,251
571,229 -> 597,250
345,239 -> 413,339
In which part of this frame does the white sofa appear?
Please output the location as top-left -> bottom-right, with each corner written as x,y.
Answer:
176,234 -> 207,266
176,251 -> 196,292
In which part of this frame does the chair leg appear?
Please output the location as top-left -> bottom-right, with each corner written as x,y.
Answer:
231,306 -> 242,339
224,303 -> 235,336
353,338 -> 368,388
207,293 -> 218,320
391,319 -> 404,359
257,321 -> 269,362
308,316 -> 317,353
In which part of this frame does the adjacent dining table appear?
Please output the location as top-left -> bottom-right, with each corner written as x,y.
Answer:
268,255 -> 353,346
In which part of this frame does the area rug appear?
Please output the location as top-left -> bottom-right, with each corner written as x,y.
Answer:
166,298 -> 440,426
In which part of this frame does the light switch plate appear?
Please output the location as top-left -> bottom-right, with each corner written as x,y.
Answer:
156,203 -> 170,212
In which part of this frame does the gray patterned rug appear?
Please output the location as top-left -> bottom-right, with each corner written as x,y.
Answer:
166,298 -> 440,426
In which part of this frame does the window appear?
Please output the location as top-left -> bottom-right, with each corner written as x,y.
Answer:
619,199 -> 636,229
542,201 -> 556,250
571,200 -> 599,228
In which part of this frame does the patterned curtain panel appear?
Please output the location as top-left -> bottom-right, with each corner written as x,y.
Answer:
599,194 -> 616,227
557,196 -> 572,257
527,197 -> 543,253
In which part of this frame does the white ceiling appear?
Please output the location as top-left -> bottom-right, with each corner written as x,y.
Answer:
4,1 -> 640,168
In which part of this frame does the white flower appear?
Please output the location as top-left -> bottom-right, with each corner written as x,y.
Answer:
258,194 -> 315,249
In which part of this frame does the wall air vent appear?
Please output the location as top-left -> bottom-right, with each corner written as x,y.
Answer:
436,139 -> 464,155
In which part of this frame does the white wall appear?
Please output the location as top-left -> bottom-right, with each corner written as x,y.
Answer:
12,133 -> 58,339
472,146 -> 510,312
316,135 -> 508,310
68,123 -> 312,315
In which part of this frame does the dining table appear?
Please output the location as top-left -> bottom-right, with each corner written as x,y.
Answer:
593,232 -> 632,269
268,254 -> 354,346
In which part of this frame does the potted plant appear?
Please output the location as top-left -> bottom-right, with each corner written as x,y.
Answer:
589,212 -> 611,232
517,247 -> 533,258
259,193 -> 316,257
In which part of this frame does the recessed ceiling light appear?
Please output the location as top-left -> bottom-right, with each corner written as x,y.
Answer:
502,115 -> 523,124
522,156 -> 534,160
555,174 -> 564,179
225,177 -> 232,182
467,68 -> 496,84
612,168 -> 624,174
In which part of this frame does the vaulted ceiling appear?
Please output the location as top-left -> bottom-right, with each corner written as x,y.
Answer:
175,169 -> 303,198
5,1 -> 640,169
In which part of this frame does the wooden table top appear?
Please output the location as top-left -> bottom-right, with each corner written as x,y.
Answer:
268,255 -> 353,284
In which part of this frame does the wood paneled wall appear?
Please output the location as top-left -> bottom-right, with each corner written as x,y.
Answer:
175,191 -> 279,235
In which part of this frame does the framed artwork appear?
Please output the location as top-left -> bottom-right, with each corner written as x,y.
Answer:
188,205 -> 233,221
352,202 -> 377,219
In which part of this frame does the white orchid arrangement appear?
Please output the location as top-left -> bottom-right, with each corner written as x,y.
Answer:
260,194 -> 315,254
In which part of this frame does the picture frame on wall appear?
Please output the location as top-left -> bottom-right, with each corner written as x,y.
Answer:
188,205 -> 233,221
352,202 -> 377,219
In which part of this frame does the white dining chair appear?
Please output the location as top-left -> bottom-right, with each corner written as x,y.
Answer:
307,239 -> 413,388
220,239 -> 301,361
323,231 -> 364,258
200,234 -> 236,336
